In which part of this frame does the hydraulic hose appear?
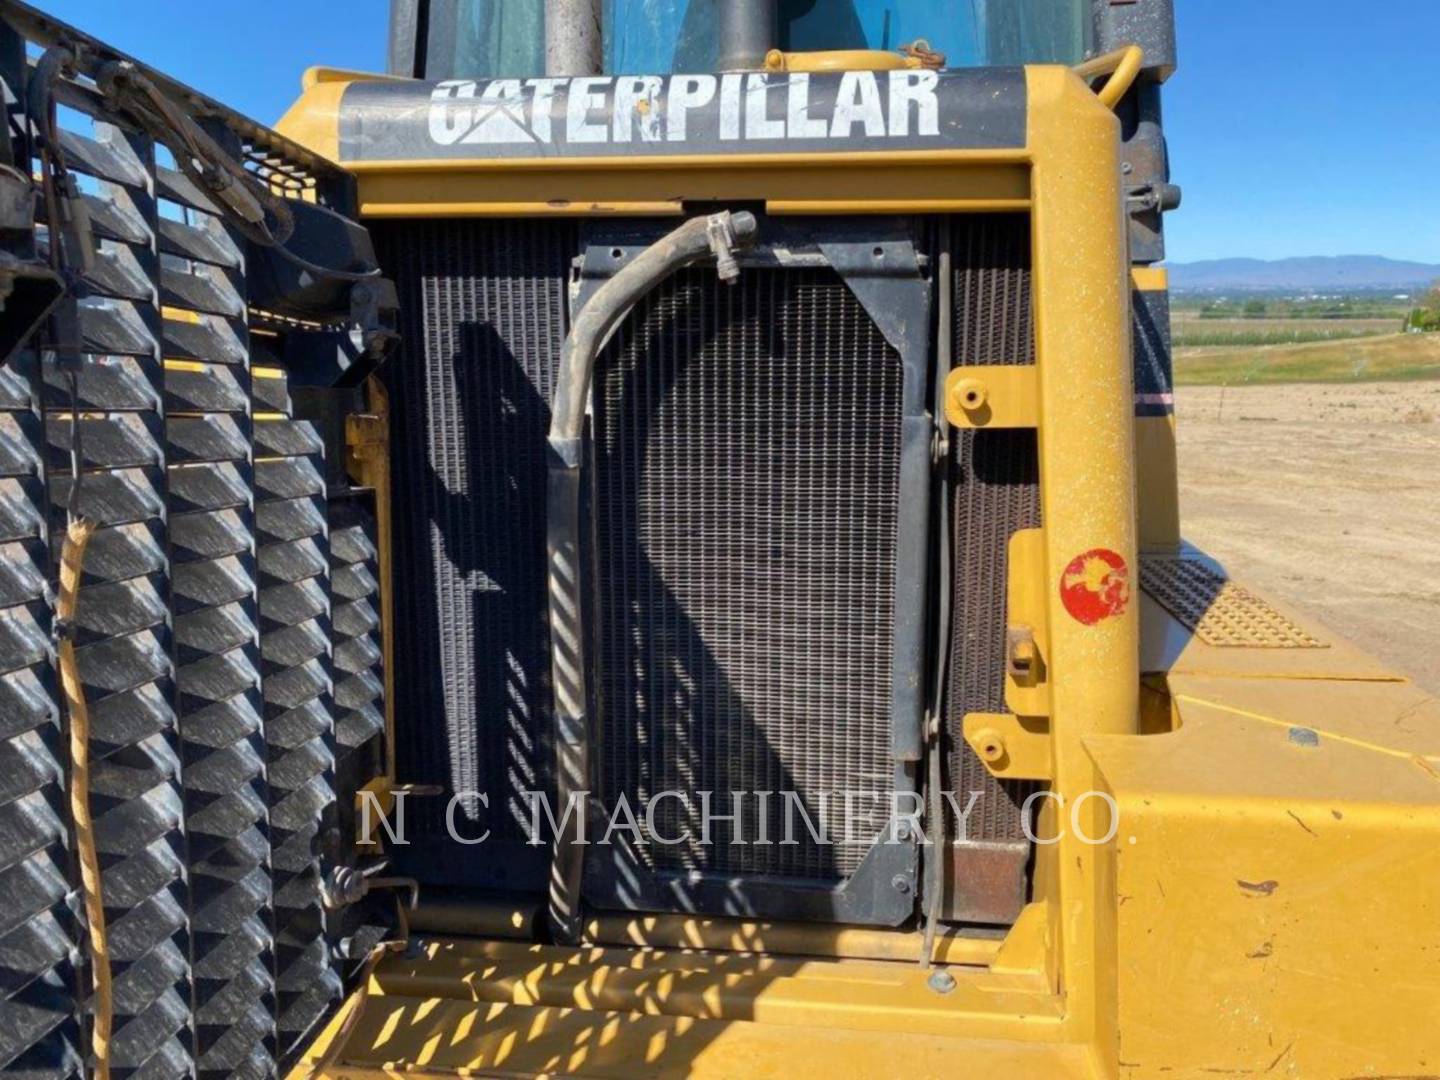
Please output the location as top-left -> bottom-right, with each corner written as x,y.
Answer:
57,515 -> 108,1080
31,45 -> 111,1076
544,211 -> 758,943
921,245 -> 955,968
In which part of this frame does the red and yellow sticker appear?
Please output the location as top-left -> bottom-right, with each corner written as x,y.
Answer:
1060,548 -> 1130,625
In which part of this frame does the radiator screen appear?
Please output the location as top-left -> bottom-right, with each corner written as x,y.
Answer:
945,214 -> 1041,878
377,220 -> 574,887
591,267 -> 904,882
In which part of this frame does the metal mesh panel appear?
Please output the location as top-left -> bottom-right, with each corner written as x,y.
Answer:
326,493 -> 393,974
591,267 -> 903,882
0,352 -> 82,1078
945,215 -> 1039,856
376,220 -> 573,886
252,370 -> 342,1060
0,12 -> 377,1071
46,118 -> 195,1078
158,125 -> 282,1077
952,213 -> 1035,366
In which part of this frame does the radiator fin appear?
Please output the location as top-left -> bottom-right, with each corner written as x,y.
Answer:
377,220 -> 573,889
591,267 -> 903,882
945,215 -> 1040,919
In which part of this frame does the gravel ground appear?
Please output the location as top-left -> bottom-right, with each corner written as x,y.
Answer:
1174,381 -> 1440,692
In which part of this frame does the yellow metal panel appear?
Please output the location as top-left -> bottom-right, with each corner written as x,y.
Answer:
293,995 -> 1094,1079
583,913 -> 1002,967
290,939 -> 1082,1078
1129,266 -> 1168,292
275,79 -> 345,161
1025,64 -> 1138,1067
1005,528 -> 1052,717
989,902 -> 1055,980
945,364 -> 1039,428
367,939 -> 1061,1037
1087,686 -> 1440,1078
1134,415 -> 1180,551
1167,672 -> 1440,762
769,196 -> 1029,214
345,155 -> 1030,218
964,712 -> 1053,781
301,65 -> 411,91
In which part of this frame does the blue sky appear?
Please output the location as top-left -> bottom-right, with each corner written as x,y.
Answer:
35,0 -> 1440,264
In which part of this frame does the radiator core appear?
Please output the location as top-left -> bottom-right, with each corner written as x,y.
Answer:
590,266 -> 904,883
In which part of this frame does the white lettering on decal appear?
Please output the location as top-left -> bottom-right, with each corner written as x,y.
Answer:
785,74 -> 828,139
428,80 -> 477,145
718,73 -> 744,140
888,70 -> 940,137
830,71 -> 885,138
525,78 -> 564,143
424,71 -> 948,147
743,74 -> 784,139
461,79 -> 531,143
614,75 -> 664,142
666,74 -> 716,141
567,76 -> 610,142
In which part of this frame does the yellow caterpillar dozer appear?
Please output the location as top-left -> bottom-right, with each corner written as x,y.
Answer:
0,1 -> 1434,1078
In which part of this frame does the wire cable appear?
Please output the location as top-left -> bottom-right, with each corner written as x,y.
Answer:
30,46 -> 112,1077
94,60 -> 381,281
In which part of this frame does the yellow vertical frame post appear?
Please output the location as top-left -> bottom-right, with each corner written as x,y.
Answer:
1026,65 -> 1141,1070
345,378 -> 396,786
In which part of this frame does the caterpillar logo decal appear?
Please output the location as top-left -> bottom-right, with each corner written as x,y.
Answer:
429,71 -> 941,146
1060,548 -> 1131,626
338,68 -> 1027,161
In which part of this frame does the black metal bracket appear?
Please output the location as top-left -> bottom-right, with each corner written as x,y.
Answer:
583,806 -> 921,926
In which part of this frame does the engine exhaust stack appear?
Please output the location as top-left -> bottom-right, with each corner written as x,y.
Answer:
545,0 -> 603,76
718,0 -> 777,71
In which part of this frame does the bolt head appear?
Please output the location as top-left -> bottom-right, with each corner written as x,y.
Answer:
928,970 -> 957,994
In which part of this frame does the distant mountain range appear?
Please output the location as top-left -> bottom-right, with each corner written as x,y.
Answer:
1167,256 -> 1440,294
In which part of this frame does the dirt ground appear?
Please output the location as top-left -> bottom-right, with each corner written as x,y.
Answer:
1174,381 -> 1440,692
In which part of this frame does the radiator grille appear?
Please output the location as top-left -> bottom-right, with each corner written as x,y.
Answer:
946,215 -> 1040,855
377,220 -> 573,885
591,267 -> 902,881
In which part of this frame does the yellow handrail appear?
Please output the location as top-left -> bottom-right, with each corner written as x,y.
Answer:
1073,44 -> 1145,109
763,48 -> 922,72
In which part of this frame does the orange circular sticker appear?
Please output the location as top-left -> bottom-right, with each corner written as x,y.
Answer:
1060,549 -> 1131,625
